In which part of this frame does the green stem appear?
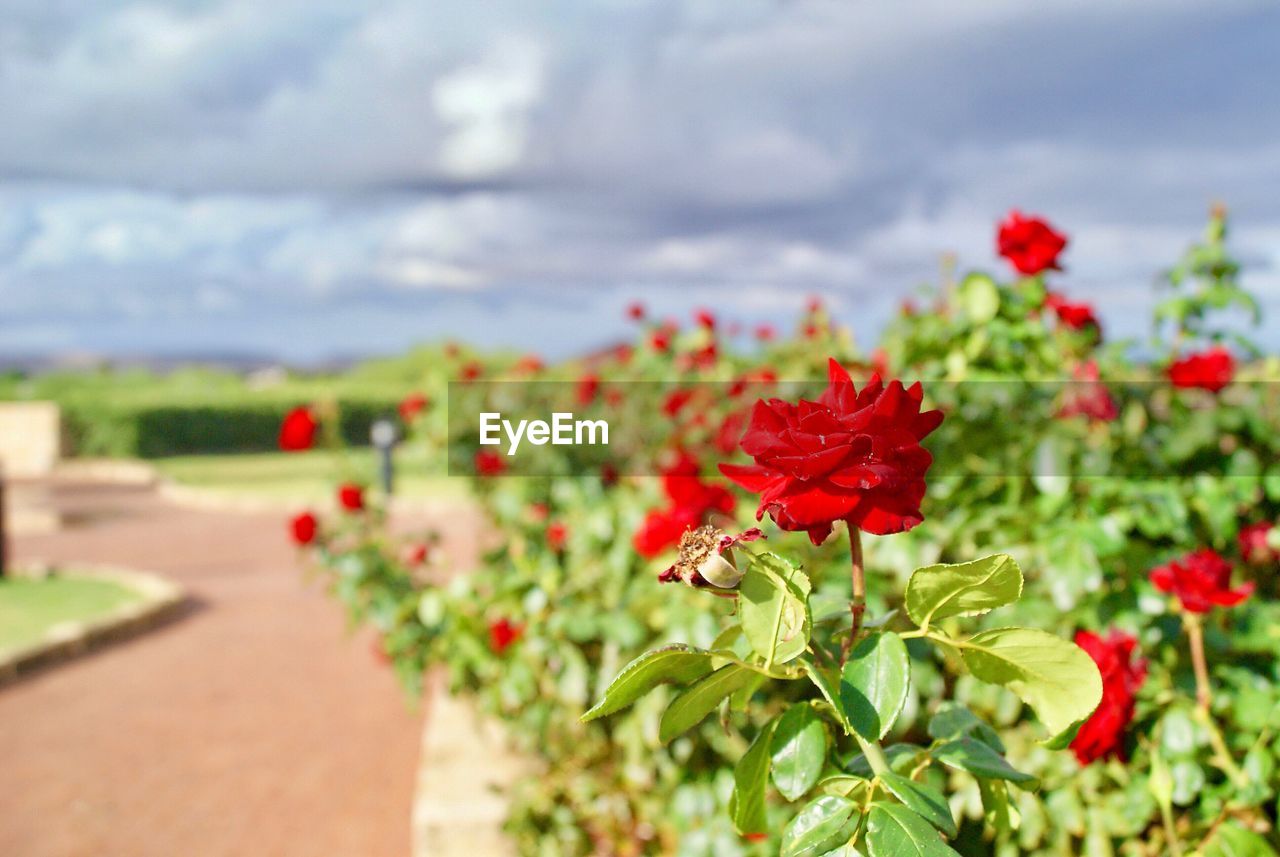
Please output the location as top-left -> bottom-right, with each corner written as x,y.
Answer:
854,734 -> 890,777
1159,800 -> 1185,857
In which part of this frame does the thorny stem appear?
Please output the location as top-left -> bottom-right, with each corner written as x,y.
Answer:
843,525 -> 865,664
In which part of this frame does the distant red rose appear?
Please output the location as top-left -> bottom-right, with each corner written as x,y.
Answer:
1149,548 -> 1253,614
488,618 -> 524,654
546,521 -> 568,552
1167,347 -> 1235,392
715,410 -> 748,455
720,359 -> 943,544
613,344 -> 634,365
650,330 -> 671,353
1070,629 -> 1146,765
459,362 -> 483,382
1238,521 -> 1278,566
475,450 -> 507,477
337,483 -> 364,512
1058,361 -> 1118,423
398,393 -> 429,423
755,324 -> 777,342
662,389 -> 695,418
997,210 -> 1068,275
290,511 -> 318,546
627,302 -> 646,321
806,296 -> 823,313
1045,292 -> 1100,332
694,308 -> 716,330
529,502 -> 549,521
577,374 -> 600,406
633,454 -> 736,558
515,354 -> 544,374
279,407 -> 318,452
900,299 -> 918,317
404,543 -> 429,565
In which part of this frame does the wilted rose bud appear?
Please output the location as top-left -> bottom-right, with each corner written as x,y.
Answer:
658,526 -> 763,591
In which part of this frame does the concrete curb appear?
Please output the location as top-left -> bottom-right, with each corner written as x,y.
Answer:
412,682 -> 530,857
0,563 -> 187,687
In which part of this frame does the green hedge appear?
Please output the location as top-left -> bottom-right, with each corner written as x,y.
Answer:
61,398 -> 401,458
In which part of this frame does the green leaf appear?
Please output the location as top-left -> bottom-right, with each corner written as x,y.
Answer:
772,704 -> 828,801
780,795 -> 859,857
905,554 -> 1022,628
659,664 -> 757,743
926,702 -> 1004,753
840,632 -> 910,740
932,737 -> 1038,788
581,645 -> 716,721
865,802 -> 960,857
741,553 -> 812,666
801,659 -> 853,735
1201,821 -> 1279,857
878,773 -> 956,838
958,273 -> 1000,324
731,718 -> 777,835
958,627 -> 1102,742
976,779 -> 1019,837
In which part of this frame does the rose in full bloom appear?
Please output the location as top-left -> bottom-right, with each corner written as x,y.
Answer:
997,210 -> 1068,275
475,450 -> 508,477
633,454 -> 736,558
279,407 -> 318,452
488,618 -> 524,654
1238,521 -> 1278,565
337,483 -> 365,512
1149,548 -> 1253,614
398,393 -> 429,423
1167,346 -> 1235,392
290,511 -> 318,546
720,359 -> 944,544
546,521 -> 568,553
1070,629 -> 1146,765
1045,292 -> 1100,332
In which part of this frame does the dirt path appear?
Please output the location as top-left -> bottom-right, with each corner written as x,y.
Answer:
0,482 -> 462,857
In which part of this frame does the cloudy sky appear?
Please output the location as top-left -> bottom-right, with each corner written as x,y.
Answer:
2,0 -> 1279,362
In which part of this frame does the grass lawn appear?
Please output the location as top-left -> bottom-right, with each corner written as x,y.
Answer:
0,575 -> 143,651
152,447 -> 469,506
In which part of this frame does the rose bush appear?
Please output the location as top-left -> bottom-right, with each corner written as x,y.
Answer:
291,207 -> 1280,856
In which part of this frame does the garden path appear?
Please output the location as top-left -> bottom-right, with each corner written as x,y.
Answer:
0,481 -> 476,857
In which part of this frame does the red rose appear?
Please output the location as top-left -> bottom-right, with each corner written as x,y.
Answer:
662,389 -> 695,418
1149,548 -> 1253,614
1070,629 -> 1146,765
546,521 -> 568,552
1058,361 -> 1118,423
1238,521 -> 1278,566
459,362 -> 483,382
627,301 -> 646,321
398,393 -> 429,423
337,483 -> 365,512
475,450 -> 507,477
650,330 -> 671,353
577,374 -> 600,406
279,406 -> 318,452
720,359 -> 943,544
997,210 -> 1068,275
488,618 -> 524,654
404,543 -> 429,565
755,324 -> 777,342
633,454 -> 736,558
1045,292 -> 1100,332
1167,347 -> 1235,392
613,344 -> 634,365
694,308 -> 716,330
515,354 -> 544,374
290,511 -> 318,546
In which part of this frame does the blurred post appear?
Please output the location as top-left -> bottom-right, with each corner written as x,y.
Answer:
370,418 -> 398,496
0,464 -> 7,577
